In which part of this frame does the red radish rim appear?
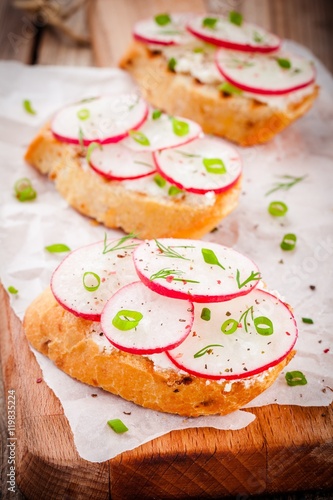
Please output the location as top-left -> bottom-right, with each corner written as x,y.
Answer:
133,31 -> 178,46
186,24 -> 281,53
166,291 -> 298,380
153,151 -> 241,194
89,160 -> 156,181
51,101 -> 149,147
215,51 -> 316,96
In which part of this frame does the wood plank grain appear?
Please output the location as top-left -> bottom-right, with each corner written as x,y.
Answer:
0,0 -> 35,63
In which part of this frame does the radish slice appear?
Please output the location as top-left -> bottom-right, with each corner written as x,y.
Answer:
122,112 -> 202,152
89,143 -> 156,181
134,239 -> 260,303
186,14 -> 280,53
133,13 -> 195,46
50,236 -> 140,321
51,95 -> 149,146
215,49 -> 315,95
101,281 -> 194,354
167,289 -> 298,380
153,136 -> 242,194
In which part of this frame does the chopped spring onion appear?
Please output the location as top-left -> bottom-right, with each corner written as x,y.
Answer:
276,58 -> 291,69
203,157 -> 226,174
218,82 -> 243,95
280,233 -> 297,251
168,185 -> 183,196
221,318 -> 238,335
268,201 -> 288,217
112,310 -> 143,331
153,174 -> 167,188
128,130 -> 150,146
253,316 -> 274,335
201,307 -> 211,321
77,108 -> 90,120
45,243 -> 71,253
152,109 -> 162,120
14,178 -> 37,202
86,142 -> 102,163
285,371 -> 307,386
302,317 -> 314,324
107,418 -> 129,434
253,31 -> 264,43
168,57 -> 177,72
7,286 -> 18,295
201,248 -> 225,269
171,117 -> 189,137
23,99 -> 36,115
202,17 -> 218,29
229,11 -> 243,26
154,13 -> 171,26
82,271 -> 101,292
194,344 -> 224,358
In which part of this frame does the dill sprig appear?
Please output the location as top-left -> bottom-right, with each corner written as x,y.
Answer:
102,233 -> 138,254
265,175 -> 307,196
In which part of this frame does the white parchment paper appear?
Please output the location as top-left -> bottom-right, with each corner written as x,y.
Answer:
0,41 -> 332,462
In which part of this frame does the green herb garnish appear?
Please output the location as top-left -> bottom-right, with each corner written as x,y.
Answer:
155,240 -> 192,260
171,117 -> 189,136
203,158 -> 227,174
150,268 -> 199,283
236,270 -> 261,289
107,418 -> 129,433
265,175 -> 307,196
45,243 -> 71,253
7,286 -> 18,295
82,271 -> 101,292
253,316 -> 274,335
229,11 -> 243,26
14,178 -> 37,202
253,30 -> 264,43
154,13 -> 171,26
276,57 -> 291,69
102,233 -> 138,254
221,318 -> 238,335
128,130 -> 150,146
201,248 -> 225,269
168,185 -> 183,196
268,200 -> 288,217
285,371 -> 307,386
153,174 -> 167,188
78,127 -> 84,149
152,109 -> 162,120
302,317 -> 314,324
77,108 -> 90,120
112,310 -> 143,331
201,307 -> 211,321
23,99 -> 36,115
168,57 -> 177,72
238,306 -> 254,332
194,344 -> 224,358
173,150 -> 201,158
202,17 -> 218,29
280,233 -> 297,251
86,142 -> 102,163
218,82 -> 243,95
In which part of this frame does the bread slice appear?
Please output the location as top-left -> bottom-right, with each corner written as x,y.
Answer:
24,287 -> 294,417
24,125 -> 241,239
119,41 -> 319,147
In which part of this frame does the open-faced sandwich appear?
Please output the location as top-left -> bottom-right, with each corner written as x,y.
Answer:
25,94 -> 241,239
24,236 -> 298,417
119,12 -> 319,146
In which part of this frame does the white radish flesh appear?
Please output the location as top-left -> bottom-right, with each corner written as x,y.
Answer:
89,143 -> 156,180
51,237 -> 139,321
153,136 -> 242,194
101,281 -> 194,354
134,239 -> 260,302
215,50 -> 315,95
167,289 -> 298,379
122,112 -> 202,152
51,95 -> 149,146
187,14 -> 280,53
133,13 -> 195,46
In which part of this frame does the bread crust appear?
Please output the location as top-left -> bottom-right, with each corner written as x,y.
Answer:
24,126 -> 241,239
24,287 -> 295,417
119,41 -> 319,146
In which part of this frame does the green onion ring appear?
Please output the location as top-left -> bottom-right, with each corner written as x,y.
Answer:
77,108 -> 90,120
280,233 -> 297,251
107,418 -> 129,433
82,271 -> 101,292
268,201 -> 288,217
285,371 -> 307,386
221,318 -> 238,335
201,307 -> 211,321
112,310 -> 143,331
254,316 -> 274,335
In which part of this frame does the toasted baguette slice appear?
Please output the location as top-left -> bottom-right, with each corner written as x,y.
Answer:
119,41 -> 319,147
24,126 -> 241,239
24,287 -> 294,417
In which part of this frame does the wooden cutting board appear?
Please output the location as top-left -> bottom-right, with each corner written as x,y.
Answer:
1,0 -> 332,497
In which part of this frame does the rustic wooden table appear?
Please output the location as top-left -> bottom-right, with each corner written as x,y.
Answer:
1,1 -> 332,499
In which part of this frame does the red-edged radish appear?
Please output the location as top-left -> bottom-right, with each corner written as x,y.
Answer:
50,236 -> 139,321
215,49 -> 315,95
167,289 -> 298,380
134,239 -> 260,302
153,136 -> 242,194
133,13 -> 195,46
186,14 -> 280,53
101,281 -> 194,354
89,143 -> 156,181
122,112 -> 202,152
51,95 -> 149,146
